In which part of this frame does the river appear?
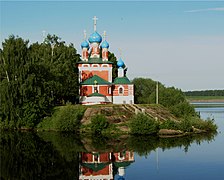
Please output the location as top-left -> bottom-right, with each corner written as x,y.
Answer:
120,105 -> 224,180
0,105 -> 223,180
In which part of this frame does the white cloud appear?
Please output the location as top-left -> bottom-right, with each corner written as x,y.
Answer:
185,7 -> 224,13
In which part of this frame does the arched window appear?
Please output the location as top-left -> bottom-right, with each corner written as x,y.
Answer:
92,64 -> 99,67
119,88 -> 123,94
82,64 -> 90,67
118,86 -> 124,95
102,64 -> 109,67
118,152 -> 125,160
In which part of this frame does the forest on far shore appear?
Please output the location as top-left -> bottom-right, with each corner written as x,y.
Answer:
185,90 -> 224,97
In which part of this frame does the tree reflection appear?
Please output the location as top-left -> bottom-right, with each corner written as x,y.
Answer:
0,131 -> 216,179
0,131 -> 80,180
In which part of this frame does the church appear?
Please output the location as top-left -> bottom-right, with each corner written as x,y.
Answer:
78,16 -> 134,105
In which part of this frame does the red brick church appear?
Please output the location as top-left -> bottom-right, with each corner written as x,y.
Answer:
78,16 -> 134,105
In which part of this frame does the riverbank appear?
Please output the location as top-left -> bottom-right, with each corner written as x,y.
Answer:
186,96 -> 224,108
37,104 -> 217,136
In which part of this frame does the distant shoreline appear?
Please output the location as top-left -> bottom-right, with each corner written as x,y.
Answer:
188,99 -> 224,103
186,96 -> 224,103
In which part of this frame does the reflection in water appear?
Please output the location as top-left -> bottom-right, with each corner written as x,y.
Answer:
0,131 -> 216,180
79,151 -> 134,180
0,131 -> 80,180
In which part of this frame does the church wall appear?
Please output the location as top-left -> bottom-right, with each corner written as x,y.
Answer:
113,95 -> 134,104
80,85 -> 112,97
99,86 -> 112,96
113,84 -> 134,104
80,86 -> 92,96
113,85 -> 129,96
80,96 -> 112,104
78,64 -> 112,82
99,153 -> 111,162
93,71 -> 108,81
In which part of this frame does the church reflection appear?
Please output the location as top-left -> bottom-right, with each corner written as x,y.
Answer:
79,151 -> 134,180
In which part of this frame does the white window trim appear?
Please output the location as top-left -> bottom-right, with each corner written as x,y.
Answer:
82,64 -> 90,67
102,64 -> 109,67
92,64 -> 100,67
118,152 -> 125,160
92,85 -> 100,93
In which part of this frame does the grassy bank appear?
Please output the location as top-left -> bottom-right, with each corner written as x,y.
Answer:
36,104 -> 217,136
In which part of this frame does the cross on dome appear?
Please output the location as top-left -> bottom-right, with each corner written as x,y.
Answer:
93,16 -> 98,31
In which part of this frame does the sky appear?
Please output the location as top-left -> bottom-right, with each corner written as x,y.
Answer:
1,0 -> 224,91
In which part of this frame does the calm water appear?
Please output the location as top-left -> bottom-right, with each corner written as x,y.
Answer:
120,105 -> 224,180
0,105 -> 223,180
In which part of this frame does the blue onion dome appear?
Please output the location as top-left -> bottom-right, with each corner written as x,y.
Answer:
101,40 -> 109,49
117,58 -> 124,67
81,40 -> 89,49
88,31 -> 102,43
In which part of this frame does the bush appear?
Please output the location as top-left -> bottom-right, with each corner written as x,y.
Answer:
37,105 -> 86,132
171,101 -> 196,118
159,119 -> 180,130
177,117 -> 217,132
179,118 -> 193,132
129,113 -> 159,135
90,114 -> 109,134
189,117 -> 217,132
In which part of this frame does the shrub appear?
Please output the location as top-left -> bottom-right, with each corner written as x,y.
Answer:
129,113 -> 159,135
179,118 -> 193,132
159,117 -> 217,133
171,101 -> 196,118
90,114 -> 109,134
37,105 -> 86,132
190,117 -> 217,132
159,119 -> 179,130
203,118 -> 218,132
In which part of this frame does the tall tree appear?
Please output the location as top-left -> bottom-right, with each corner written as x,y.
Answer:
0,34 -> 80,129
42,34 -> 80,104
108,52 -> 117,80
0,35 -> 29,128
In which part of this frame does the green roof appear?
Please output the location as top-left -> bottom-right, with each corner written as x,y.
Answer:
81,75 -> 112,85
78,57 -> 113,64
82,162 -> 110,172
114,161 -> 134,168
87,92 -> 105,97
114,77 -> 132,84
